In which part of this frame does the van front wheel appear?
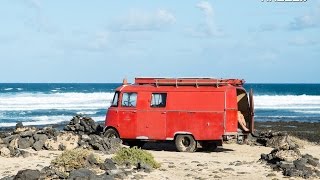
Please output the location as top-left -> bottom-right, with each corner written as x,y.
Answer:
104,128 -> 119,139
175,134 -> 197,152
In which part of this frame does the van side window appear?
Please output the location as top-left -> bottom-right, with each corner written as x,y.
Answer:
111,92 -> 119,107
121,92 -> 137,107
151,93 -> 167,108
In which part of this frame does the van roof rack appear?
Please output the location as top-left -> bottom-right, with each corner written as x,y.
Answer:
134,77 -> 245,87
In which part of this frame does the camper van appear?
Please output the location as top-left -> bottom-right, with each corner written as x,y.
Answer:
104,78 -> 254,152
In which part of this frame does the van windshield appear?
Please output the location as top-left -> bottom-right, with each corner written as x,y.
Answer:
111,92 -> 119,107
121,92 -> 137,107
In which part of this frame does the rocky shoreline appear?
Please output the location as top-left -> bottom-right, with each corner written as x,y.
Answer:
255,121 -> 320,144
2,120 -> 319,143
1,118 -> 320,179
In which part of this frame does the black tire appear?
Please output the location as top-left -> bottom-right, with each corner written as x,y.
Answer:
104,128 -> 119,139
175,134 -> 197,152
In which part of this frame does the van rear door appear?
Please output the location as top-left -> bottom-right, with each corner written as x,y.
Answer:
249,89 -> 254,132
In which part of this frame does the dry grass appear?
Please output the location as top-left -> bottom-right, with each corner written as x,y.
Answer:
288,135 -> 315,148
112,147 -> 160,169
51,148 -> 102,172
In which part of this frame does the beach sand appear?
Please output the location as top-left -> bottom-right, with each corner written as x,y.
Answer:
1,142 -> 319,179
1,121 -> 320,179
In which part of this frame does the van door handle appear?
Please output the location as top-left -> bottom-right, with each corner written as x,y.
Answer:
132,111 -> 137,113
161,112 -> 166,114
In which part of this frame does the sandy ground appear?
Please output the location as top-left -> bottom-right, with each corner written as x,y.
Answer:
147,143 -> 320,180
1,142 -> 319,179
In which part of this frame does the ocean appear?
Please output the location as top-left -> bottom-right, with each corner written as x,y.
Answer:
0,83 -> 319,127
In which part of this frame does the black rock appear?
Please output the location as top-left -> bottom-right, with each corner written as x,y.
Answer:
100,158 -> 117,170
15,122 -> 23,129
39,127 -> 58,138
20,131 -> 34,138
283,168 -> 303,177
32,141 -> 44,151
279,161 -> 294,170
20,150 -> 30,158
79,126 -> 85,132
28,137 -> 35,146
293,159 -> 308,170
18,138 -> 32,149
14,169 -> 40,180
307,157 -> 319,167
63,126 -> 71,131
73,116 -> 80,124
113,172 -> 126,179
91,143 -> 105,151
33,134 -> 48,142
39,166 -> 54,177
136,162 -> 152,173
95,172 -> 114,180
80,119 -> 92,133
68,168 -> 96,180
0,132 -> 11,139
0,175 -> 14,180
96,125 -> 104,134
3,135 -> 15,145
75,124 -> 81,131
39,166 -> 67,179
58,144 -> 66,151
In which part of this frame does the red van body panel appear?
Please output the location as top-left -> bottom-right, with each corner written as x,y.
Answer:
105,78 -> 254,142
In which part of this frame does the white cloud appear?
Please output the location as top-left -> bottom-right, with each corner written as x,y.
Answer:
24,0 -> 57,34
156,9 -> 176,25
113,9 -> 176,31
288,3 -> 320,30
187,1 -> 223,38
196,1 -> 214,17
289,15 -> 318,30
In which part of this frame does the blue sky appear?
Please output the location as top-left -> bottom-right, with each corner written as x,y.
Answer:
0,0 -> 319,83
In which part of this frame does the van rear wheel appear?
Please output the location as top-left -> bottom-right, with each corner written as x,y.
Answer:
175,134 -> 197,152
104,128 -> 119,139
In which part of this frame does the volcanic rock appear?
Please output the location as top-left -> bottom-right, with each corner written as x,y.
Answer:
13,169 -> 40,180
15,122 -> 23,129
100,158 -> 117,170
32,140 -> 45,151
64,115 -> 104,135
68,168 -> 96,179
33,134 -> 48,142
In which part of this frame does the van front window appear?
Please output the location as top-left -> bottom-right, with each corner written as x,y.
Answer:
121,92 -> 137,107
111,92 -> 119,107
151,93 -> 167,108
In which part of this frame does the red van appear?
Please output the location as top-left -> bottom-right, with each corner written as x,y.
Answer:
104,78 -> 254,152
